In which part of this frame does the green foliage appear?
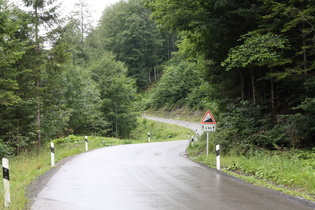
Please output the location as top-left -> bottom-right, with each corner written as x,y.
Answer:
88,52 -> 138,138
130,118 -> 187,141
261,0 -> 315,72
224,149 -> 315,194
63,65 -> 107,135
145,0 -> 315,154
209,101 -> 263,153
0,139 -> 14,159
149,54 -> 202,109
95,0 -> 171,88
251,114 -> 312,148
147,0 -> 261,63
0,1 -> 26,106
52,135 -> 117,148
222,32 -> 290,70
1,0 -> 315,163
204,100 -> 315,154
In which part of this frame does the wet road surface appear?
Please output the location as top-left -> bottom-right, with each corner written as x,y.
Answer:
31,140 -> 313,210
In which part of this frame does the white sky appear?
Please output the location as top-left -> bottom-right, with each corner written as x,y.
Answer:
10,0 -> 121,24
61,0 -> 120,23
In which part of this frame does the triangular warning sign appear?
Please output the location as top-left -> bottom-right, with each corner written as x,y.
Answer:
200,110 -> 216,124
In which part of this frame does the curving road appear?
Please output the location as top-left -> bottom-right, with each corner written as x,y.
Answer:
144,116 -> 202,136
31,140 -> 313,209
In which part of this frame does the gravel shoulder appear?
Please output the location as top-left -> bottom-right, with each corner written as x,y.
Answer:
26,156 -> 75,209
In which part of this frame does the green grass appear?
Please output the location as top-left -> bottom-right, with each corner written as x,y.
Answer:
130,117 -> 189,141
0,150 -> 50,209
186,140 -> 315,201
145,106 -> 205,122
0,118 -> 189,209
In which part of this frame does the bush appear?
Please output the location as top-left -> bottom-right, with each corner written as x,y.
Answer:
148,57 -> 202,110
208,100 -> 264,154
207,100 -> 315,154
129,118 -> 187,141
250,114 -> 309,149
0,140 -> 14,159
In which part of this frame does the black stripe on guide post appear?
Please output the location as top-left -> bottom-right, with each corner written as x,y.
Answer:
51,146 -> 54,153
216,149 -> 220,157
3,167 -> 9,181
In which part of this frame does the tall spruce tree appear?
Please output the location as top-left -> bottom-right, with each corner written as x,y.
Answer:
22,0 -> 60,150
96,0 -> 169,88
0,0 -> 24,106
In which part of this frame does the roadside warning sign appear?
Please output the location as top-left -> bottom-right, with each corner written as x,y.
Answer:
200,110 -> 216,124
200,110 -> 216,131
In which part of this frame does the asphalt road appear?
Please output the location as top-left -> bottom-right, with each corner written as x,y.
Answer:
31,140 -> 313,210
144,116 -> 202,136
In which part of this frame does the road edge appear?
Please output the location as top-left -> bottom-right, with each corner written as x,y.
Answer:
25,155 -> 76,209
184,152 -> 315,209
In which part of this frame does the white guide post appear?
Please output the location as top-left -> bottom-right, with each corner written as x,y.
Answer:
216,145 -> 220,171
51,142 -> 55,166
148,132 -> 151,142
85,136 -> 88,151
2,158 -> 10,207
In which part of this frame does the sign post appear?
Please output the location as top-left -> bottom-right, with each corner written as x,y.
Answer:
207,134 -> 209,156
200,110 -> 217,157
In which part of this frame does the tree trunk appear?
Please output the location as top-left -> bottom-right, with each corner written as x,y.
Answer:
148,68 -> 151,83
240,71 -> 244,100
302,31 -> 308,73
115,103 -> 118,138
250,69 -> 256,104
270,69 -> 275,111
167,38 -> 171,60
36,77 -> 41,151
154,66 -> 158,82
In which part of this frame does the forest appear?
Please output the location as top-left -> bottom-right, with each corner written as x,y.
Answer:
0,0 -> 314,158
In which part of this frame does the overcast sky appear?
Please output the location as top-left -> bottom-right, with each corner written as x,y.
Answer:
10,0 -> 121,24
61,0 -> 120,22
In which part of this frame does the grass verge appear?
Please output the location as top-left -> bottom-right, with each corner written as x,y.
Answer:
145,106 -> 205,122
0,118 -> 188,209
186,140 -> 315,202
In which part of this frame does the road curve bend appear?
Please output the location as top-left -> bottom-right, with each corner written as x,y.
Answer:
31,140 -> 313,210
144,116 -> 202,135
